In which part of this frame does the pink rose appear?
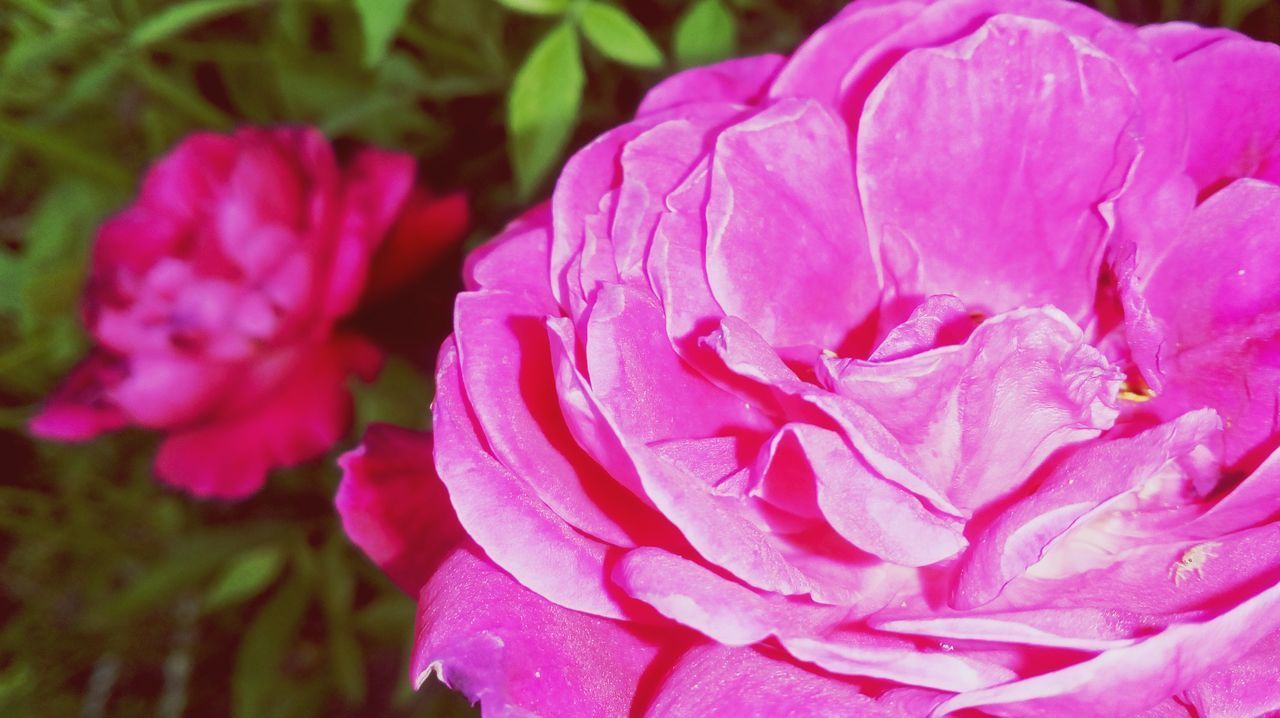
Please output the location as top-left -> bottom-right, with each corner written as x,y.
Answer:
32,127 -> 469,498
339,1 -> 1280,715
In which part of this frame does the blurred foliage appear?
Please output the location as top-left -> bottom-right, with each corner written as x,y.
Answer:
0,0 -> 1276,717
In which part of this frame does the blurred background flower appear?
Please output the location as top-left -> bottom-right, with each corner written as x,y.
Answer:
0,1 -> 1275,717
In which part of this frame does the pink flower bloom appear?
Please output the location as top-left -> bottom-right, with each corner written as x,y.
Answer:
33,127 -> 468,498
339,1 -> 1280,714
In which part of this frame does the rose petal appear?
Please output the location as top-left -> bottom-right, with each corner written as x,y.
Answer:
365,188 -> 469,301
756,423 -> 968,566
770,1 -> 923,105
706,98 -> 879,350
644,644 -> 897,718
547,316 -> 815,599
954,409 -> 1222,608
868,294 -> 974,362
856,14 -> 1140,322
613,547 -> 843,646
1137,21 -> 1235,60
1175,37 -> 1280,196
414,545 -> 663,718
153,334 -> 377,498
454,289 -> 649,547
873,608 -> 1141,651
28,353 -> 129,441
582,283 -> 763,445
935,578 -> 1280,716
1126,179 -> 1280,467
323,147 -> 416,318
432,338 -> 630,619
638,54 -> 785,116
1183,629 -> 1280,718
821,308 -> 1122,513
780,628 -> 1017,692
463,204 -> 556,306
336,425 -> 463,594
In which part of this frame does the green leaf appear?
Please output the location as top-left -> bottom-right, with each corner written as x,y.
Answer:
354,0 -> 415,67
1222,0 -> 1270,26
0,117 -> 132,189
354,593 -> 416,641
129,0 -> 264,47
354,355 -> 432,432
580,2 -> 662,69
90,527 -> 282,627
673,0 -> 736,69
319,538 -> 365,704
204,544 -> 286,612
232,569 -> 313,718
48,53 -> 126,120
507,22 -> 584,200
493,0 -> 568,15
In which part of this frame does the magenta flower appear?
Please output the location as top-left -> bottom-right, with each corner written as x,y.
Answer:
339,0 -> 1280,715
33,127 -> 469,498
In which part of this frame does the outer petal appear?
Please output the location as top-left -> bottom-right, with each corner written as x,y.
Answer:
637,54 -> 785,116
414,545 -> 664,718
856,14 -> 1140,322
609,116 -> 733,285
644,644 -> 898,718
551,106 -> 740,315
127,132 -> 239,233
336,425 -> 463,594
454,290 -> 650,547
433,338 -> 630,619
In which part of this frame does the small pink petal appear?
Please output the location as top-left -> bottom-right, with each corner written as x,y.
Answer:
336,425 -> 463,594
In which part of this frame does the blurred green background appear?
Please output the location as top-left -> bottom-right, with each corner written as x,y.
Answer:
1,1 -> 1276,717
